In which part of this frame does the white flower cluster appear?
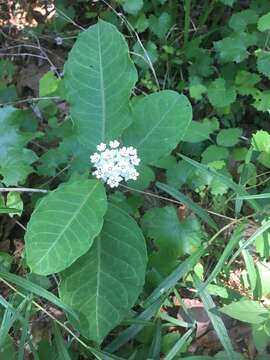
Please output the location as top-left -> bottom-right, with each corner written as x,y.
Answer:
90,140 -> 140,188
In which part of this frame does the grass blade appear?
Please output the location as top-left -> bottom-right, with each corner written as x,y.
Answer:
241,245 -> 257,293
0,207 -> 21,214
104,297 -> 165,353
121,318 -> 154,326
164,327 -> 194,360
235,147 -> 253,215
236,193 -> 270,200
180,154 -> 261,212
53,322 -> 72,360
0,272 -> 78,323
148,319 -> 162,359
159,312 -> 193,328
143,248 -> 205,308
193,274 -> 235,358
18,299 -> 33,360
0,295 -> 27,326
228,220 -> 270,265
156,182 -> 218,230
0,308 -> 16,348
202,224 -> 245,290
0,296 -> 29,347
88,347 -> 125,360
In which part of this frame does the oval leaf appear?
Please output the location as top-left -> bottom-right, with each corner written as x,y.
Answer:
59,203 -> 147,343
25,179 -> 107,275
220,300 -> 269,324
123,90 -> 192,163
64,20 -> 137,152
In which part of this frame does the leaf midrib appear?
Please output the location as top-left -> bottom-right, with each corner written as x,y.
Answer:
95,236 -> 101,341
97,22 -> 106,142
32,182 -> 99,270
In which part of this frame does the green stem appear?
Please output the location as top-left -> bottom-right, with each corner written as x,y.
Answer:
183,0 -> 191,47
197,0 -> 216,31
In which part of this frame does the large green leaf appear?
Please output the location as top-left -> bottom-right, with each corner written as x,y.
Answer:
252,130 -> 270,153
257,51 -> 270,79
25,179 -> 107,275
0,106 -> 37,185
64,20 -> 137,153
229,9 -> 258,32
122,0 -> 143,14
59,204 -> 147,343
149,12 -> 172,39
214,33 -> 256,63
216,128 -> 242,147
207,78 -> 236,107
258,12 -> 270,32
253,90 -> 270,112
183,117 -> 219,143
123,90 -> 192,163
142,206 -> 204,275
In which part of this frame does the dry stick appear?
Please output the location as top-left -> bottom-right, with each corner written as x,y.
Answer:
204,215 -> 252,249
120,184 -> 236,221
1,44 -> 64,63
0,44 -> 62,79
55,7 -> 85,31
0,96 -> 60,106
100,0 -> 160,90
15,220 -> 27,231
0,183 -> 235,221
31,31 -> 61,78
0,53 -> 47,60
39,164 -> 71,189
0,188 -> 48,193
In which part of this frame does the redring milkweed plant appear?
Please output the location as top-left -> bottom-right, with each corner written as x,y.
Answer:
3,20 -> 193,347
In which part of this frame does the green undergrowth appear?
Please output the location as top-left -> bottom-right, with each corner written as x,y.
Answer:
1,0 -> 270,359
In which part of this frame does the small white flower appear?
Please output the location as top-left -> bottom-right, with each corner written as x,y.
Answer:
55,36 -> 63,46
101,149 -> 113,161
130,155 -> 140,166
127,146 -> 137,156
93,168 -> 105,180
90,152 -> 100,164
103,161 -> 116,174
117,160 -> 130,176
107,175 -> 122,188
109,140 -> 120,148
97,142 -> 106,152
129,170 -> 139,180
91,140 -> 140,188
119,146 -> 129,157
